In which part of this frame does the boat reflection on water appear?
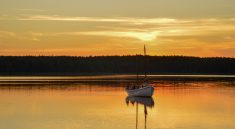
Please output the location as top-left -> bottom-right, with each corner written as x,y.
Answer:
126,96 -> 155,129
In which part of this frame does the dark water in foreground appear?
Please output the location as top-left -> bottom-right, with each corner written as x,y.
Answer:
0,76 -> 235,129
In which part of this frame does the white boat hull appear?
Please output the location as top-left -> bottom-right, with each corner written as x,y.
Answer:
126,86 -> 154,97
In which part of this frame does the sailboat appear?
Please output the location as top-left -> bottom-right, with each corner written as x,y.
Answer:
125,45 -> 154,97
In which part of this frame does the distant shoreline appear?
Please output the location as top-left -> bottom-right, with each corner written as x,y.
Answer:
1,74 -> 235,81
1,73 -> 235,76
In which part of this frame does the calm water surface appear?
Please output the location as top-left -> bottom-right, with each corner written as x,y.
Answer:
0,76 -> 235,129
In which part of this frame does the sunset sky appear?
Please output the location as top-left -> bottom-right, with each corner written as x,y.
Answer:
0,0 -> 235,57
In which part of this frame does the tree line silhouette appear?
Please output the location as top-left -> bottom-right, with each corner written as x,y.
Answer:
0,55 -> 235,75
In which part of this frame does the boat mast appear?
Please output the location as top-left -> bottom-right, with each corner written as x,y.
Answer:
144,44 -> 147,79
144,44 -> 146,56
136,55 -> 139,84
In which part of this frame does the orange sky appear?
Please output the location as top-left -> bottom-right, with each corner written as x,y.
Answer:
0,0 -> 235,57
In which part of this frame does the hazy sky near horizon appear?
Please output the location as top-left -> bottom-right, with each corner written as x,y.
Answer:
0,0 -> 235,56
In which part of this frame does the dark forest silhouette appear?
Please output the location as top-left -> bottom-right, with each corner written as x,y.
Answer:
0,55 -> 235,75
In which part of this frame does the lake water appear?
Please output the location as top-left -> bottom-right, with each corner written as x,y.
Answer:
0,75 -> 235,129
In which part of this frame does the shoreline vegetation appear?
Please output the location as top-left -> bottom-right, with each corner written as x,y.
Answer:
0,55 -> 235,76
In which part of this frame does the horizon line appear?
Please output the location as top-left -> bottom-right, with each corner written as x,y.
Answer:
0,54 -> 234,58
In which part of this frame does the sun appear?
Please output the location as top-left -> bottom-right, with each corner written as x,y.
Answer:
123,31 -> 159,41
